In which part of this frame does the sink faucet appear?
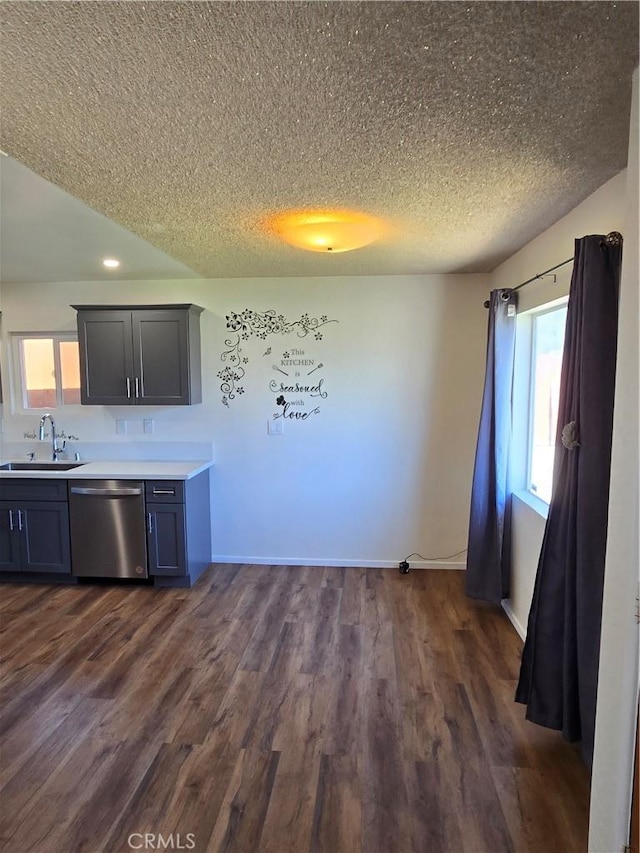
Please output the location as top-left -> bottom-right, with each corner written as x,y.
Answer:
38,413 -> 65,461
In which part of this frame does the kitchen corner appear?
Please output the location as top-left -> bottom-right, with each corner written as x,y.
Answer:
0,301 -> 215,590
0,457 -> 213,589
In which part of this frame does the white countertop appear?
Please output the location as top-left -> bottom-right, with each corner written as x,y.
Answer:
0,460 -> 214,481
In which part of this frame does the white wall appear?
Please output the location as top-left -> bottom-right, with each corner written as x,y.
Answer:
503,493 -> 546,639
589,66 -> 639,853
0,272 -> 489,566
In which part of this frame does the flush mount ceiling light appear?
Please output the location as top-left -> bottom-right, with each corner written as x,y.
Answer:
102,257 -> 120,268
263,209 -> 388,253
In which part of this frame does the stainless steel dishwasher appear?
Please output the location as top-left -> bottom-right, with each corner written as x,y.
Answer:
69,480 -> 148,578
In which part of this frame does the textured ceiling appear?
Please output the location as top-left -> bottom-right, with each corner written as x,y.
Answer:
1,1 -> 638,279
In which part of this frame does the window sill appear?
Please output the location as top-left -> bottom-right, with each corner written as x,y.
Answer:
11,405 -> 87,418
513,489 -> 550,520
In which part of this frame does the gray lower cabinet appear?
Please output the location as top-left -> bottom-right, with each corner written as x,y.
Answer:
0,471 -> 211,587
145,472 -> 212,588
0,480 -> 72,575
73,304 -> 203,406
147,503 -> 187,577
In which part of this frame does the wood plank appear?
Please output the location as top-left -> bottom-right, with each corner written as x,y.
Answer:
437,679 -> 515,852
284,565 -> 324,623
300,586 -> 342,675
451,628 -> 531,768
1,727 -> 126,853
339,565 -> 366,625
492,765 -> 581,853
244,671 -> 314,753
258,745 -> 321,853
362,677 -> 411,853
311,753 -> 362,853
101,743 -> 195,853
0,697 -> 110,829
321,565 -> 345,588
95,661 -> 195,744
203,668 -> 265,750
238,571 -> 298,672
0,611 -> 123,738
207,748 -> 280,852
407,757 -> 465,853
322,625 -> 366,756
1,670 -> 117,780
53,737 -> 160,853
155,734 -> 240,852
267,619 -> 308,678
232,565 -> 285,622
363,580 -> 397,682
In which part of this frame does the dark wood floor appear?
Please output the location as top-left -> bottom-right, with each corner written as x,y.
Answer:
0,566 -> 589,853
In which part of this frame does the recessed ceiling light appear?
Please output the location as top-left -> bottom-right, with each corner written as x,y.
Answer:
262,209 -> 388,253
102,258 -> 120,269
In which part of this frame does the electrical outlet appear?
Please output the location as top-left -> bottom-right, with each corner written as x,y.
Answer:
143,419 -> 154,434
116,419 -> 127,435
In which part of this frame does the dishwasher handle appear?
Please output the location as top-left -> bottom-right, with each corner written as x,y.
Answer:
70,486 -> 143,497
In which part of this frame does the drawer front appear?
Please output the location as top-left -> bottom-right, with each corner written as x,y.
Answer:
145,480 -> 184,504
0,479 -> 68,502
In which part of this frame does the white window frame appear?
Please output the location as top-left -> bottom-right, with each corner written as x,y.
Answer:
526,300 -> 568,503
10,332 -> 81,412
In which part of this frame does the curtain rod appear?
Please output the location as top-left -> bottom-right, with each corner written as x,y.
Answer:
483,232 -> 623,308
483,257 -> 573,309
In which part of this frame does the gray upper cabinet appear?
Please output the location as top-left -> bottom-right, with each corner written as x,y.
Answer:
73,304 -> 203,406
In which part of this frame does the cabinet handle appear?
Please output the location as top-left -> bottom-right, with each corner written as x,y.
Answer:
135,377 -> 140,398
147,513 -> 154,534
17,510 -> 23,532
8,509 -> 14,532
152,489 -> 175,495
71,486 -> 142,496
126,377 -> 132,399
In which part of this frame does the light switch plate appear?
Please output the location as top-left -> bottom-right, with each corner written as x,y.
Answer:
143,419 -> 154,434
268,418 -> 284,435
116,419 -> 127,435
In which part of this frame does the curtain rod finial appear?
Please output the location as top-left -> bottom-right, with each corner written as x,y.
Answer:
603,231 -> 623,247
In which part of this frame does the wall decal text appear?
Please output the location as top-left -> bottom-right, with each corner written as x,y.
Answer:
219,309 -> 337,408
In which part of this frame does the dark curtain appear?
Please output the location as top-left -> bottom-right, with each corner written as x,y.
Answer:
516,233 -> 622,768
465,288 -> 518,604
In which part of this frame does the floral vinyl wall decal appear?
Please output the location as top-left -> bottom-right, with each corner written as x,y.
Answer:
218,309 -> 337,406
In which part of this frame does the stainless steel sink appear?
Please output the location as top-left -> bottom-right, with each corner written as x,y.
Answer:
0,461 -> 86,471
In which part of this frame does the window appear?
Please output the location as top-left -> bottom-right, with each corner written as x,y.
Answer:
14,334 -> 81,409
528,305 -> 568,503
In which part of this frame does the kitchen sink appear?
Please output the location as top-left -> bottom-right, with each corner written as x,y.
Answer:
0,462 -> 86,471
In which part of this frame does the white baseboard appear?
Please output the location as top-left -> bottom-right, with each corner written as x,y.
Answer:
501,599 -> 526,640
210,556 -> 466,570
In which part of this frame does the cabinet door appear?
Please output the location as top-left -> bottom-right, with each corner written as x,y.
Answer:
0,502 -> 21,572
132,311 -> 190,405
19,502 -> 72,574
77,311 -> 135,405
147,503 -> 187,576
